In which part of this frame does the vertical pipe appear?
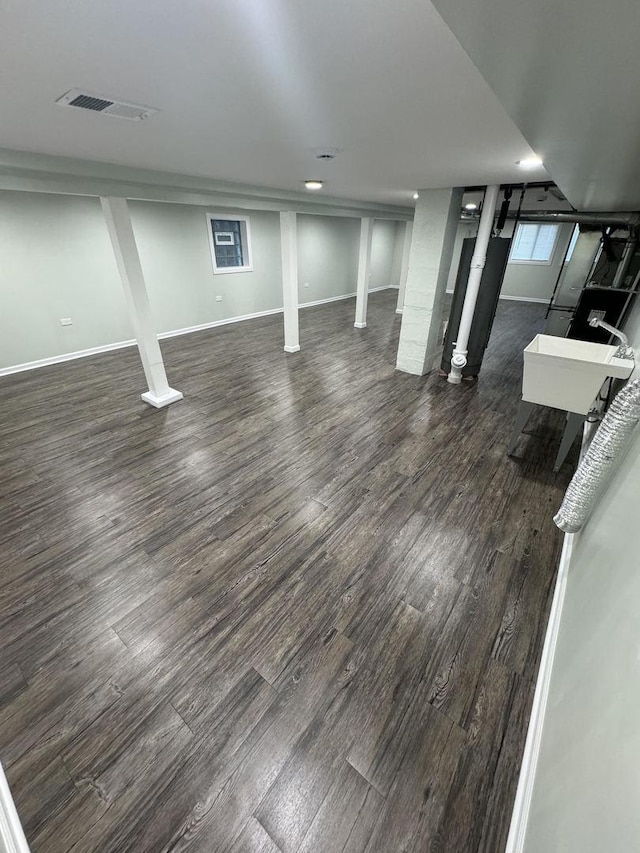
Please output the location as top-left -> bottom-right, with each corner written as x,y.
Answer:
448,184 -> 500,384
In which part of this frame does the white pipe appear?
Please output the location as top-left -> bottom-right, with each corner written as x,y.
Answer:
448,184 -> 500,384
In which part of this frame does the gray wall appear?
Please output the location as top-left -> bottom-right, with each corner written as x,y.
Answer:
0,192 -> 131,368
447,220 -> 574,301
523,299 -> 640,853
500,221 -> 574,301
297,214 -> 360,302
389,221 -> 405,291
296,215 -> 401,303
130,201 -> 283,332
0,191 -> 403,370
371,218 -> 402,290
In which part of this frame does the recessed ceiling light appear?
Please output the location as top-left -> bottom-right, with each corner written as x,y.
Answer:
305,179 -> 323,190
413,192 -> 419,200
464,202 -> 478,211
516,156 -> 543,169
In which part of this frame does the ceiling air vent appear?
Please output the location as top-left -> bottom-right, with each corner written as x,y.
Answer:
56,89 -> 158,121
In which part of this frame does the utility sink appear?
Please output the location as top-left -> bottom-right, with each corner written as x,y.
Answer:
523,334 -> 634,415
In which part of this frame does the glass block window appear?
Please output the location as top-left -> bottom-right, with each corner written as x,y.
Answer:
207,214 -> 253,274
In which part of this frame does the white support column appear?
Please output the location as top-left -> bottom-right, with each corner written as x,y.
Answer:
396,188 -> 463,375
448,184 -> 500,384
354,217 -> 373,328
280,210 -> 300,353
101,196 -> 183,408
396,221 -> 413,313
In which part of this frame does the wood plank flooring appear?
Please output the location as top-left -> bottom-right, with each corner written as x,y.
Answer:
0,291 -> 574,852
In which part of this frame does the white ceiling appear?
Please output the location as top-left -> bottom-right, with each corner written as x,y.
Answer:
433,0 -> 640,211
0,0 -> 548,206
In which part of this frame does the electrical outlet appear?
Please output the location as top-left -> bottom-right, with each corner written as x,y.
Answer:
59,317 -> 72,326
215,295 -> 223,302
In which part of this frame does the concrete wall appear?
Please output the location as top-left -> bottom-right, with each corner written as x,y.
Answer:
0,191 -> 403,371
523,298 -> 640,852
447,220 -> 575,302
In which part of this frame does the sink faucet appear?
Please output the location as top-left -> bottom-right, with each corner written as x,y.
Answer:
588,317 -> 635,360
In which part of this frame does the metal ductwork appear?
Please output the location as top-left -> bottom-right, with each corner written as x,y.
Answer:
554,378 -> 640,533
506,210 -> 640,228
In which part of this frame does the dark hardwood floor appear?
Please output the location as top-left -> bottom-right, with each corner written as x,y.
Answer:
0,291 -> 573,852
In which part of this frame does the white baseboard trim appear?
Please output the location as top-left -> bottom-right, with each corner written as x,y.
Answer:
506,421 -> 595,852
0,287 -> 397,378
299,292 -> 357,309
505,531 -> 575,853
0,339 -> 137,377
298,285 -> 393,309
156,307 -> 284,341
0,762 -> 30,853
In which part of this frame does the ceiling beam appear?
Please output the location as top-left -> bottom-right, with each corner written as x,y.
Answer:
0,148 -> 413,221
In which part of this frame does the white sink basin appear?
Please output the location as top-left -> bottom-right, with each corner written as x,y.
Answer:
522,334 -> 634,415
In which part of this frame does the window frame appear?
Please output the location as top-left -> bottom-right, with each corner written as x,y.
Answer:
508,222 -> 560,266
564,225 -> 580,264
206,213 -> 253,275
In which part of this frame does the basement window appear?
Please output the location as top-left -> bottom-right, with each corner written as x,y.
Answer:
509,222 -> 560,264
207,214 -> 253,274
565,225 -> 580,263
